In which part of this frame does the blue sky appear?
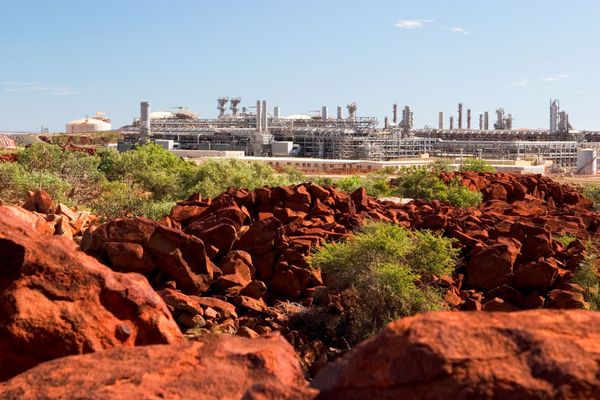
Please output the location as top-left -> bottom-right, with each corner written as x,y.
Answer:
1,0 -> 599,131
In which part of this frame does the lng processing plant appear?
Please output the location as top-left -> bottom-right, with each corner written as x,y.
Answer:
117,98 -> 599,169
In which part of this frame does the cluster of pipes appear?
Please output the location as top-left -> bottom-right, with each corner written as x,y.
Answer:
436,103 -> 512,131
550,99 -> 572,133
384,104 -> 414,131
217,97 -> 242,117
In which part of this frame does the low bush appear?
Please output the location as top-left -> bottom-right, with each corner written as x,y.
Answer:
187,158 -> 305,198
554,233 -> 577,248
582,184 -> 600,211
307,222 -> 457,344
393,166 -> 482,207
0,162 -> 72,204
461,158 -> 496,173
572,250 -> 600,311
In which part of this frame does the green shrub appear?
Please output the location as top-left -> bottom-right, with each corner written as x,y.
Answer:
461,158 -> 496,173
430,159 -> 452,174
582,184 -> 600,211
186,158 -> 304,198
572,251 -> 600,311
18,143 -> 104,204
0,162 -> 72,204
319,171 -> 393,198
446,182 -> 483,207
554,233 -> 577,248
308,222 -> 457,344
91,180 -> 147,220
391,166 -> 481,207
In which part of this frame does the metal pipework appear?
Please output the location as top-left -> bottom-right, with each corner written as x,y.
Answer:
230,97 -> 241,116
140,101 -> 150,143
261,100 -> 268,132
217,97 -> 229,118
256,100 -> 262,131
467,109 -> 472,129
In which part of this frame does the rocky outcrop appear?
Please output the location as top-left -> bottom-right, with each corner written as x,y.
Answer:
77,174 -> 600,374
0,333 -> 316,400
21,190 -> 95,240
0,205 -> 182,381
312,310 -> 600,400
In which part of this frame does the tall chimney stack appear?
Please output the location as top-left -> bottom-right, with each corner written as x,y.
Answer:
467,109 -> 472,129
140,101 -> 150,143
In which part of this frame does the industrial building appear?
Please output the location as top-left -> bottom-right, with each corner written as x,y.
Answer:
118,98 -> 599,169
66,113 -> 112,134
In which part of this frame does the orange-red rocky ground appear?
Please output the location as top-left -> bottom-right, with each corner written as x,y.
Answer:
0,153 -> 18,162
0,333 -> 315,400
1,173 -> 600,398
75,172 -> 600,373
312,309 -> 600,399
0,205 -> 181,381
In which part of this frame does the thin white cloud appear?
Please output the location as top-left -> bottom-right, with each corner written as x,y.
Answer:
542,74 -> 570,82
450,26 -> 470,35
510,78 -> 532,89
0,81 -> 39,86
1,82 -> 83,96
395,19 -> 434,29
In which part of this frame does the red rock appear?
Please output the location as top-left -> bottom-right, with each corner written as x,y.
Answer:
0,334 -> 315,399
186,222 -> 237,254
467,238 -> 521,290
103,241 -> 153,274
212,250 -> 254,293
55,203 -> 78,220
463,297 -> 482,310
0,205 -> 53,236
237,326 -> 260,338
241,280 -> 268,299
522,292 -> 545,309
0,206 -> 182,382
158,288 -> 204,316
485,284 -> 525,306
194,297 -> 238,319
513,260 -> 559,291
169,204 -> 209,222
22,190 -> 55,214
83,218 -> 216,294
547,289 -> 587,309
312,310 -> 600,399
482,297 -> 521,311
233,295 -> 269,313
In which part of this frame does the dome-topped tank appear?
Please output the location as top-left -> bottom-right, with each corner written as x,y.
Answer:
149,111 -> 176,120
66,112 -> 112,133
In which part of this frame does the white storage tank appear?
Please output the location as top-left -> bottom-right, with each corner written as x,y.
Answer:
66,113 -> 112,134
576,148 -> 597,175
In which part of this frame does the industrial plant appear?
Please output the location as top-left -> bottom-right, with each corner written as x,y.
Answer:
116,97 -> 598,171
